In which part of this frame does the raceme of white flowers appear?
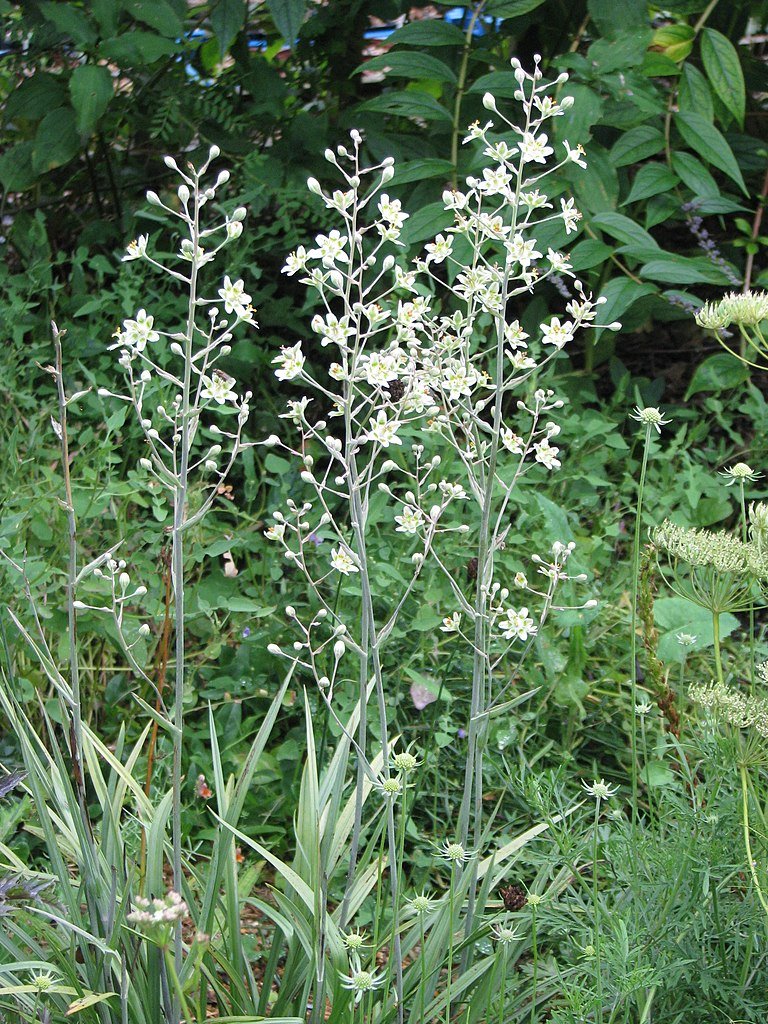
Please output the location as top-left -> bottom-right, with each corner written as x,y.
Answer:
264,59 -> 610,701
84,148 -> 255,656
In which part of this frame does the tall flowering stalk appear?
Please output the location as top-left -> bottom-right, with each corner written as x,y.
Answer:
94,148 -> 254,999
264,56 -> 614,1013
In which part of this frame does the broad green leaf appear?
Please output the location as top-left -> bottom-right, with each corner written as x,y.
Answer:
675,111 -> 747,194
568,239 -> 613,271
655,595 -> 739,661
572,144 -> 619,213
358,91 -> 452,124
641,51 -> 683,77
389,157 -> 454,186
211,0 -> 246,57
357,51 -> 457,84
587,0 -> 648,38
678,63 -> 713,122
32,107 -> 79,173
6,73 -> 67,121
641,762 -> 676,788
592,212 -> 660,251
91,0 -> 121,35
592,278 -> 656,339
39,1 -> 97,45
587,31 -> 651,73
701,27 -> 745,127
0,142 -> 36,190
100,31 -> 181,65
639,256 -> 733,285
623,163 -> 679,204
609,125 -> 665,167
401,201 -> 452,245
554,84 -> 603,143
266,0 -> 306,42
652,23 -> 694,62
467,71 -> 520,99
485,0 -> 547,14
124,0 -> 183,36
384,20 -> 466,47
685,352 -> 749,398
69,65 -> 113,137
671,151 -> 719,197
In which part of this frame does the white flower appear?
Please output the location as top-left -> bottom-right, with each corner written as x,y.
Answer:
547,248 -> 571,273
505,234 -> 542,269
364,351 -> 398,386
264,523 -> 286,541
340,969 -> 384,1004
479,165 -> 512,196
331,546 -> 359,575
498,606 -> 537,642
439,481 -> 467,500
122,234 -> 148,261
501,428 -> 524,454
395,505 -> 423,534
563,140 -> 587,168
282,246 -> 307,276
560,197 -> 582,234
540,317 -> 574,349
519,131 -> 553,164
533,439 -> 561,469
720,462 -> 761,486
119,309 -> 159,351
582,778 -> 618,800
218,275 -> 252,317
514,572 -> 527,588
424,233 -> 453,265
201,372 -> 237,404
440,612 -> 461,633
312,312 -> 355,348
630,406 -> 670,434
378,193 -> 409,229
505,321 -> 529,349
439,840 -> 469,863
309,229 -> 349,267
365,410 -> 402,447
273,342 -> 305,381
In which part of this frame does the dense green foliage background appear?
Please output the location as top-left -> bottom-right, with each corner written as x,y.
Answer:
2,2 -> 768,1020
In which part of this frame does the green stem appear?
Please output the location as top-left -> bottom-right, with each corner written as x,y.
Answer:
592,797 -> 604,1024
713,611 -> 724,687
450,4 -> 485,186
740,763 -> 768,921
738,481 -> 757,694
447,869 -> 456,1024
530,905 -> 538,1024
630,425 -> 652,823
163,948 -> 194,1024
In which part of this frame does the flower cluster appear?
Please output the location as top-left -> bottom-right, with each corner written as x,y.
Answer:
695,290 -> 768,331
689,682 -> 768,738
653,520 -> 768,578
127,890 -> 188,945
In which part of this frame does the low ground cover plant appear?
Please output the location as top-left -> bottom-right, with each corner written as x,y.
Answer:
1,47 -> 768,1024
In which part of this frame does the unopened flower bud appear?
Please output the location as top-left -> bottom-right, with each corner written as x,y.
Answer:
267,644 -> 281,655
119,572 -> 130,589
482,92 -> 497,110
135,585 -> 147,596
138,623 -> 151,636
139,458 -> 152,470
333,640 -> 345,660
146,191 -> 162,206
178,184 -> 190,203
307,177 -> 322,195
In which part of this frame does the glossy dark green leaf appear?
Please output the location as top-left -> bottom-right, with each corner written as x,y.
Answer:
32,107 -> 80,173
401,201 -> 452,246
124,0 -> 183,37
675,111 -> 747,194
640,256 -> 733,285
623,163 -> 679,204
356,52 -> 457,84
358,91 -> 453,124
485,0 -> 547,15
701,27 -> 745,127
69,65 -> 113,137
266,0 -> 306,42
592,212 -> 660,251
568,239 -> 613,271
587,0 -> 648,38
384,20 -> 466,47
0,141 -> 37,190
211,0 -> 246,57
5,73 -> 67,121
467,71 -> 520,99
671,151 -> 719,197
685,352 -> 750,398
39,1 -> 97,46
678,63 -> 713,122
609,125 -> 665,167
389,158 -> 454,187
592,278 -> 656,339
100,31 -> 182,64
